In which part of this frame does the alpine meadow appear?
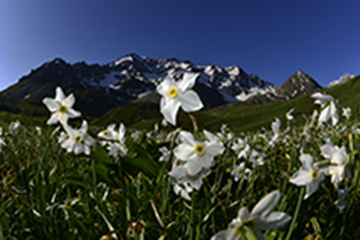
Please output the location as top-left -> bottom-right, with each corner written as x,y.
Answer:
2,68 -> 360,240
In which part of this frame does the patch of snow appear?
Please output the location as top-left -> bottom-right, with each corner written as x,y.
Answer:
113,56 -> 133,66
327,73 -> 356,88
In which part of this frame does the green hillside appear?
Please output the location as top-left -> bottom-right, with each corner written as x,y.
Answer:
91,75 -> 360,133
2,76 -> 359,133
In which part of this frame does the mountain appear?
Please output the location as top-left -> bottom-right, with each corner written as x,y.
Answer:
0,53 -> 322,117
327,73 -> 356,88
243,70 -> 322,104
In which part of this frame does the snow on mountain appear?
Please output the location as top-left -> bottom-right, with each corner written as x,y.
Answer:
327,73 -> 356,88
0,53 -> 324,117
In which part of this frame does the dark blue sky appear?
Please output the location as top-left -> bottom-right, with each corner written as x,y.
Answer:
1,0 -> 359,91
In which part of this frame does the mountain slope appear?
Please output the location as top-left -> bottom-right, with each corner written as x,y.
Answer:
0,53 -> 323,118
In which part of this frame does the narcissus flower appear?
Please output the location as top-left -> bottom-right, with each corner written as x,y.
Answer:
173,130 -> 224,176
231,162 -> 251,182
211,190 -> 291,240
342,107 -> 351,120
156,73 -> 203,125
321,139 -> 350,188
43,86 -> 81,125
98,123 -> 126,157
311,92 -> 338,126
289,154 -> 328,199
61,120 -> 95,155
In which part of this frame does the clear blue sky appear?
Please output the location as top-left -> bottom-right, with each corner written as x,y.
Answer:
1,0 -> 360,91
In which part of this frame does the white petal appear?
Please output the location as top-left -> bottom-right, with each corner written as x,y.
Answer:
205,141 -> 225,157
177,72 -> 199,91
238,207 -> 250,222
46,113 -> 60,125
55,87 -> 66,102
211,229 -> 236,240
178,90 -> 203,112
319,105 -> 331,124
320,139 -> 335,159
186,159 -> 203,176
260,212 -> 292,230
179,131 -> 195,145
156,78 -> 173,96
67,108 -> 81,118
168,165 -> 187,180
59,113 -> 69,125
173,144 -> 196,161
300,154 -> 313,171
43,98 -> 60,112
304,181 -> 320,200
161,98 -> 181,126
289,170 -> 312,186
64,93 -> 75,108
251,190 -> 280,218
330,101 -> 339,126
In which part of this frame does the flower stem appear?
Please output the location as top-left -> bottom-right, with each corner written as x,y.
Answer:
188,113 -> 198,132
285,187 -> 305,240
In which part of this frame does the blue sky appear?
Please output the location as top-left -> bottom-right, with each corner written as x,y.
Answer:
1,0 -> 360,91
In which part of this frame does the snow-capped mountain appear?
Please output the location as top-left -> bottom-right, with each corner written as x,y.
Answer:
327,73 -> 356,88
0,53 -> 322,117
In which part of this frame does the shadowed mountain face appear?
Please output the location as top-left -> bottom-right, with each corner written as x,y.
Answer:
0,54 -> 322,117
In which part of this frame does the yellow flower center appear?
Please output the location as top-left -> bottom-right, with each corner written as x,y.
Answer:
58,105 -> 68,114
194,143 -> 205,156
311,170 -> 319,180
103,130 -> 109,137
167,86 -> 179,98
74,135 -> 82,143
80,139 -> 86,145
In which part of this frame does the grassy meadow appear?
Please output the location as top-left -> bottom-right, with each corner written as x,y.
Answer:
1,77 -> 360,239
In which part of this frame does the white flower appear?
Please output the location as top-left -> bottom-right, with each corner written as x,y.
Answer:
169,164 -> 211,192
159,146 -> 171,162
285,108 -> 294,121
231,162 -> 251,182
342,107 -> 351,120
249,150 -> 266,167
0,127 -> 6,151
311,92 -> 339,126
269,118 -> 281,146
173,130 -> 224,176
9,120 -> 21,134
321,139 -> 350,188
61,120 -> 95,155
211,190 -> 291,240
289,154 -> 328,199
42,86 -> 81,125
35,126 -> 42,135
98,123 -> 126,157
173,183 -> 193,201
156,73 -> 203,125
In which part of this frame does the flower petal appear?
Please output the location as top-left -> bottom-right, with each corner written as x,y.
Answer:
43,98 -> 60,112
211,229 -> 236,240
251,190 -> 280,218
330,101 -> 339,126
178,90 -> 203,112
174,143 -> 196,161
55,87 -> 66,102
259,212 -> 292,230
319,105 -> 331,124
178,131 -> 195,145
177,72 -> 199,91
46,112 -> 60,125
300,154 -> 313,171
289,169 -> 312,186
186,159 -> 203,176
64,93 -> 75,108
161,98 -> 181,126
238,207 -> 250,222
156,78 -> 173,96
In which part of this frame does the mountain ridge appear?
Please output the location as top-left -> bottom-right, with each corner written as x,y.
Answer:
0,53 -> 323,118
